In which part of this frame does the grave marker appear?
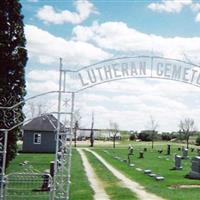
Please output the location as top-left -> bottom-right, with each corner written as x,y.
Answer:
139,151 -> 144,159
182,148 -> 189,159
167,144 -> 171,155
188,156 -> 200,179
173,155 -> 182,170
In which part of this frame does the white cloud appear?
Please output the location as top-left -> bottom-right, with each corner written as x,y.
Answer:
190,3 -> 200,23
27,70 -> 59,82
37,0 -> 98,24
27,0 -> 38,2
26,68 -> 200,132
148,1 -> 200,23
191,3 -> 200,12
73,21 -> 200,63
25,25 -> 111,66
148,0 -> 192,13
196,12 -> 200,22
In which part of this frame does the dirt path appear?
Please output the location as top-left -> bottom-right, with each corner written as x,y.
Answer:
86,148 -> 166,200
77,148 -> 110,200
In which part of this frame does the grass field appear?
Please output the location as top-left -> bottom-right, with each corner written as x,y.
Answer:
85,150 -> 138,200
94,142 -> 200,200
5,141 -> 200,200
70,149 -> 94,200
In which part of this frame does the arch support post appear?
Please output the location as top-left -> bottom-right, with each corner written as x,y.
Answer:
0,129 -> 8,200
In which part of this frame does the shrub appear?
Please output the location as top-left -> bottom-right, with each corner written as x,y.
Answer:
129,134 -> 135,141
138,131 -> 153,141
161,132 -> 176,141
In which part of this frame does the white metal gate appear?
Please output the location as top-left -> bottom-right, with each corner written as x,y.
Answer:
4,173 -> 52,200
0,58 -> 75,200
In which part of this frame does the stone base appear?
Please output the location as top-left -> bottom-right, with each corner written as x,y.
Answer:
181,156 -> 189,159
188,171 -> 200,179
176,166 -> 183,170
170,166 -> 183,170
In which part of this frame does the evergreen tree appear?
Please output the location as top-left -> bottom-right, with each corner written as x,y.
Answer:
0,0 -> 27,167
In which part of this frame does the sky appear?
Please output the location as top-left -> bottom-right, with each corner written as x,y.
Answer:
21,0 -> 200,132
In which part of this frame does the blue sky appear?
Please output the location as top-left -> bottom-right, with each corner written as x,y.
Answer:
21,0 -> 200,131
21,0 -> 200,37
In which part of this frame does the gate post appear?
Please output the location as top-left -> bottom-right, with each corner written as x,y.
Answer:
0,129 -> 8,200
66,92 -> 75,200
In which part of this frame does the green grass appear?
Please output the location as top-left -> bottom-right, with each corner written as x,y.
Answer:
94,143 -> 200,200
6,150 -> 94,200
70,149 -> 94,200
7,153 -> 54,174
85,150 -> 138,200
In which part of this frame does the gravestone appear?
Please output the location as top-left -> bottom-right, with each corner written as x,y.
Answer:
127,144 -> 134,165
188,156 -> 200,179
144,148 -> 147,152
158,149 -> 163,154
167,144 -> 171,155
149,173 -> 156,177
182,148 -> 189,159
155,176 -> 165,181
50,161 -> 54,177
174,155 -> 182,170
144,169 -> 151,174
197,149 -> 200,156
136,168 -> 143,172
139,151 -> 144,159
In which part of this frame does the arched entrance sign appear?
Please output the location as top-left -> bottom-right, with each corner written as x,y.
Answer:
64,56 -> 200,92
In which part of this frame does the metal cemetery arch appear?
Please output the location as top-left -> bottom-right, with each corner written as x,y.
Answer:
68,56 -> 200,92
0,55 -> 200,200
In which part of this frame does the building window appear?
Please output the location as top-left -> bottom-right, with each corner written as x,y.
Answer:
33,133 -> 41,144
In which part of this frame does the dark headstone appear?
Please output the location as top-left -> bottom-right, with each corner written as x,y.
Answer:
197,149 -> 200,156
167,144 -> 171,155
139,151 -> 144,159
50,161 -> 54,177
144,148 -> 147,152
158,149 -> 163,154
41,174 -> 50,191
188,156 -> 200,179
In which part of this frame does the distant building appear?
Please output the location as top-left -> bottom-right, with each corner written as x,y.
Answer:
77,128 -> 121,140
22,114 -> 65,153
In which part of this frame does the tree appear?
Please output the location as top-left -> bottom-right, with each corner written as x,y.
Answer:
179,118 -> 195,149
90,112 -> 94,147
73,109 -> 81,147
27,102 -> 47,118
148,116 -> 158,149
0,0 -> 28,166
74,120 -> 79,147
138,130 -> 153,141
63,98 -> 82,147
109,121 -> 119,148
